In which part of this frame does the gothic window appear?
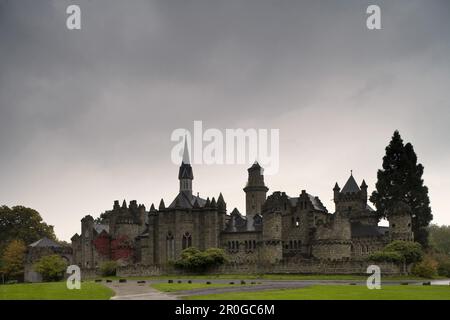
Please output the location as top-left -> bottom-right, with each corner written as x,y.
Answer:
182,232 -> 192,249
289,240 -> 293,249
166,232 -> 175,261
253,240 -> 256,249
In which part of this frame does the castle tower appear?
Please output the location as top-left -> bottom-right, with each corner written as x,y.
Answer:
243,162 -> 269,215
178,137 -> 193,197
80,215 -> 94,268
261,209 -> 283,264
389,201 -> 414,242
334,172 -> 368,215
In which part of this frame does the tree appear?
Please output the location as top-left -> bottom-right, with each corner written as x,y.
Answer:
0,206 -> 57,265
1,240 -> 26,280
428,224 -> 450,255
34,255 -> 67,282
383,240 -> 423,264
370,131 -> 433,247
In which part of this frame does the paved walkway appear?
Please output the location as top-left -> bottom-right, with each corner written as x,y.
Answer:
104,278 -> 441,300
105,281 -> 179,300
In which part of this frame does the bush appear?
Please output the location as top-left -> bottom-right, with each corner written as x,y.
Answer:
383,241 -> 423,264
432,252 -> 450,277
99,261 -> 118,277
368,251 -> 404,263
412,256 -> 438,278
437,261 -> 450,277
369,240 -> 423,264
34,255 -> 67,282
174,247 -> 227,272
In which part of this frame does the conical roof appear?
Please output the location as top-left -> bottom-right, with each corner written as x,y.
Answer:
29,237 -> 61,248
341,173 -> 361,193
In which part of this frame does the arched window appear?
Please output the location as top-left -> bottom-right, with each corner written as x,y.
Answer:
182,232 -> 192,249
296,217 -> 300,228
166,232 -> 175,261
289,240 -> 293,249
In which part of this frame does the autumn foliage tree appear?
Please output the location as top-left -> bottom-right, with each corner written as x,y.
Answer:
1,240 -> 26,281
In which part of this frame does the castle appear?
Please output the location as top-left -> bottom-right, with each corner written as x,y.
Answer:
71,141 -> 413,270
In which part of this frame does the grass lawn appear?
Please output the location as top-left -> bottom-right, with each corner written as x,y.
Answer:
187,285 -> 450,300
102,274 -> 429,281
151,282 -> 243,292
0,282 -> 114,300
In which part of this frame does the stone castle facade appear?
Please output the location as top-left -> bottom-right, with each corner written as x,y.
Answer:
71,142 -> 413,270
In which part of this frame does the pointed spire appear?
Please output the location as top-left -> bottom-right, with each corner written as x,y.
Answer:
210,197 -> 217,208
361,179 -> 368,189
150,203 -> 156,212
217,193 -> 226,211
217,193 -> 225,204
122,200 -> 127,209
159,199 -> 165,210
205,197 -> 211,207
333,182 -> 340,191
182,135 -> 190,164
193,198 -> 200,208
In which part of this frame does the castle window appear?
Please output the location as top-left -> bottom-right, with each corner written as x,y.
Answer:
289,240 -> 293,249
296,217 -> 300,228
166,232 -> 175,261
182,232 -> 192,249
253,240 -> 256,249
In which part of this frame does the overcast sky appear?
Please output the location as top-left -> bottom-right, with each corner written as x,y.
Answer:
1,0 -> 449,241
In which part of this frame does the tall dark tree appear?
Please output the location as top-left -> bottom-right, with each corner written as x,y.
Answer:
370,131 -> 433,247
0,206 -> 56,248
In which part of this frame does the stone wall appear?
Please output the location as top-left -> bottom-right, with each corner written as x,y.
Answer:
79,260 -> 405,278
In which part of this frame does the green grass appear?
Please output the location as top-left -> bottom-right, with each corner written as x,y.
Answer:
101,274 -> 429,281
151,282 -> 242,292
0,282 -> 114,300
187,284 -> 450,300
